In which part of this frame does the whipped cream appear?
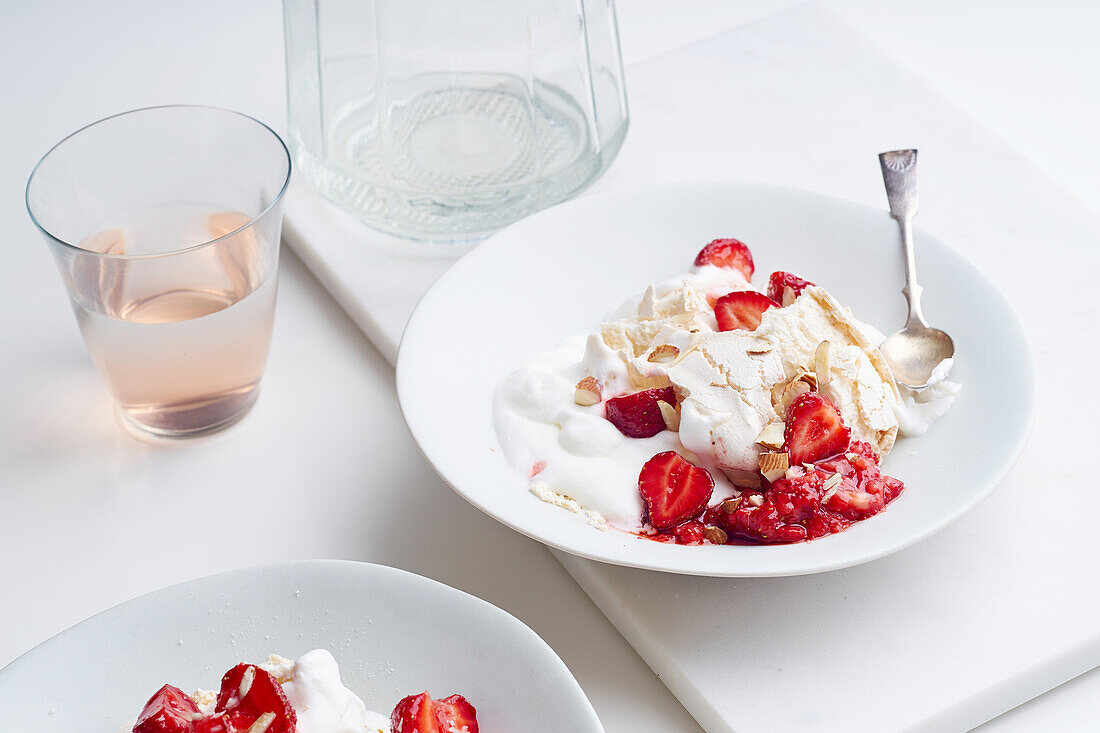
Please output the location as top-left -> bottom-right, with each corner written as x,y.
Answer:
894,358 -> 960,436
284,649 -> 390,733
494,264 -> 959,531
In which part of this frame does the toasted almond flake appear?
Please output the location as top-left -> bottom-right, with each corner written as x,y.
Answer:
755,422 -> 786,449
746,340 -> 773,354
705,526 -> 729,544
821,476 -> 842,502
815,340 -> 833,388
238,666 -> 255,699
248,713 -> 276,733
747,493 -> 764,507
574,376 -> 602,406
845,452 -> 860,462
785,465 -> 805,480
721,497 -> 742,513
758,452 -> 790,483
647,344 -> 680,363
782,285 -> 797,307
822,472 -> 843,492
775,378 -> 812,416
657,400 -> 680,431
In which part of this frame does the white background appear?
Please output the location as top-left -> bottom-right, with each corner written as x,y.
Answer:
0,1 -> 1095,730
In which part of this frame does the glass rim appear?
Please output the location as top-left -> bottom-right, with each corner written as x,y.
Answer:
25,104 -> 292,261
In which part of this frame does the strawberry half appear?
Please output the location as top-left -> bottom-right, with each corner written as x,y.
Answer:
713,290 -> 778,331
215,664 -> 296,733
391,692 -> 437,733
605,386 -> 676,438
133,685 -> 201,733
638,451 -> 714,530
784,392 -> 851,465
766,271 -> 815,306
392,692 -> 479,733
694,238 -> 755,280
434,694 -> 479,733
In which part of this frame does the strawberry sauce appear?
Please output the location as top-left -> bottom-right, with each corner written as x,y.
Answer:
645,441 -> 904,545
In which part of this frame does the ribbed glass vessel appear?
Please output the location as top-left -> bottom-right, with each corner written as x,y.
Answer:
283,0 -> 628,242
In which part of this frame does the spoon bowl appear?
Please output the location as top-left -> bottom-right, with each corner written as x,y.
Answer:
880,325 -> 955,389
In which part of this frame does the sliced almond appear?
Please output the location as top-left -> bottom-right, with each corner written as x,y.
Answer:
781,285 -> 797,307
758,451 -> 790,483
796,367 -> 818,391
774,378 -> 812,416
746,340 -> 773,355
239,665 -> 255,697
815,340 -> 833,388
746,493 -> 765,507
647,344 -> 680,363
755,421 -> 786,449
704,526 -> 729,544
721,497 -> 742,513
657,400 -> 680,431
574,377 -> 602,406
821,473 -> 843,501
785,465 -> 805,481
247,713 -> 276,733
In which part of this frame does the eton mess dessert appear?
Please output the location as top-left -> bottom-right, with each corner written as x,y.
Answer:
495,238 -> 959,544
122,649 -> 477,733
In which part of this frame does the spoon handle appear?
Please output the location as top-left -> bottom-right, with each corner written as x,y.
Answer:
878,149 -> 927,328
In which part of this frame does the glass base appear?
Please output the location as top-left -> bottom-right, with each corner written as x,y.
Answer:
117,386 -> 260,439
294,77 -> 628,242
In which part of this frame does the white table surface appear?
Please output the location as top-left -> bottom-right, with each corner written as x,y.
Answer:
0,1 -> 1095,731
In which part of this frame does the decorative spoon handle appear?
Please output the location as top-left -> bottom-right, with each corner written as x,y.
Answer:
878,149 -> 927,328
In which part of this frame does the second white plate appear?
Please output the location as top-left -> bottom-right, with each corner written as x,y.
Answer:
0,560 -> 603,732
397,182 -> 1034,577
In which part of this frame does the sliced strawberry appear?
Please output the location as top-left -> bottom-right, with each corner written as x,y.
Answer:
391,692 -> 439,733
784,392 -> 851,465
133,685 -> 201,733
693,238 -> 755,280
713,290 -> 778,331
766,271 -> 815,306
190,715 -> 236,733
638,451 -> 714,530
434,694 -> 479,733
215,664 -> 296,733
673,519 -> 707,544
605,386 -> 676,438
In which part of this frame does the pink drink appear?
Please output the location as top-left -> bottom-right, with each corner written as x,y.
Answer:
72,204 -> 277,435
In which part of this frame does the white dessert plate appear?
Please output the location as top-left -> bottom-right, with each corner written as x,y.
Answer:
0,560 -> 603,732
397,182 -> 1034,577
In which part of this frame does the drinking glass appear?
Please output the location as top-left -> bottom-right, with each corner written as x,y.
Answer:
283,0 -> 629,242
26,106 -> 292,437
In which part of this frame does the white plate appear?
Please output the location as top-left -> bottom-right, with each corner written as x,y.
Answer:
397,182 -> 1034,576
0,560 -> 603,732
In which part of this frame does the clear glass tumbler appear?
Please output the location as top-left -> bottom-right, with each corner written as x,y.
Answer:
26,106 -> 291,438
283,0 -> 629,242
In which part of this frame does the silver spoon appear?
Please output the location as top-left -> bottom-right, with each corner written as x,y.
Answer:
877,149 -> 955,389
